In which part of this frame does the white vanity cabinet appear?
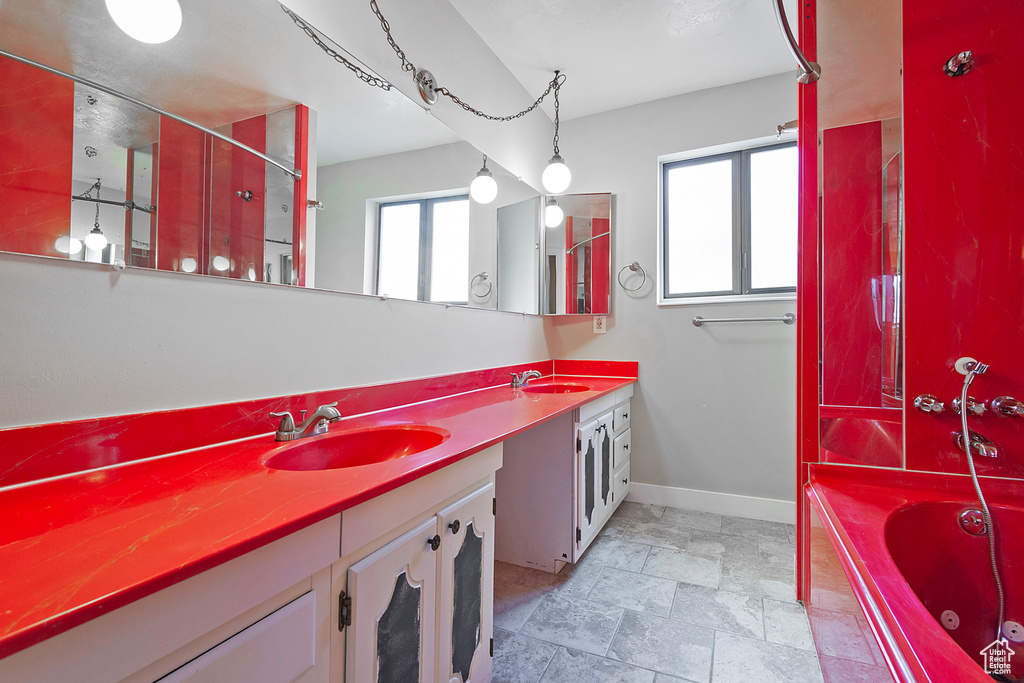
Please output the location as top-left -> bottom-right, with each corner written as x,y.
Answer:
496,384 -> 634,571
333,446 -> 500,683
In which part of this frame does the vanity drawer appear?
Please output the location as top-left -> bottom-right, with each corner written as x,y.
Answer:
613,402 -> 631,434
613,428 -> 631,471
614,461 -> 630,504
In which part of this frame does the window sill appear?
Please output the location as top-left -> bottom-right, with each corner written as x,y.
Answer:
657,293 -> 796,307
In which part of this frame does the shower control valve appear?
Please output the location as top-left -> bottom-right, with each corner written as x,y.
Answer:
951,396 -> 986,416
914,394 -> 945,414
991,396 -> 1024,417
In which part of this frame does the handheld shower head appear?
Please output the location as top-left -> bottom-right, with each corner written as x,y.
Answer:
955,356 -> 988,376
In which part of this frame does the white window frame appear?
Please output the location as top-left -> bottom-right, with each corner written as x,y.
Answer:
657,136 -> 798,307
375,193 -> 470,305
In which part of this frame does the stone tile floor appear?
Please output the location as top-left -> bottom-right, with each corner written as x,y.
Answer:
492,502 -> 824,683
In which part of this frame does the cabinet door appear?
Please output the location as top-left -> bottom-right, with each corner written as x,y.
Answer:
576,414 -> 613,558
347,518 -> 438,683
436,483 -> 494,683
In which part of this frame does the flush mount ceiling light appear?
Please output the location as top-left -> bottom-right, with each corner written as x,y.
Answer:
544,197 -> 564,228
284,5 -> 570,189
469,155 -> 498,204
105,0 -> 183,44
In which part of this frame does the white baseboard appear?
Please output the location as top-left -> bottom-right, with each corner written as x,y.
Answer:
625,483 -> 796,525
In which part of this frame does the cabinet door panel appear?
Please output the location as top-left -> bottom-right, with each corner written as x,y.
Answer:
437,483 -> 494,683
613,428 -> 631,471
576,414 -> 613,559
347,518 -> 437,683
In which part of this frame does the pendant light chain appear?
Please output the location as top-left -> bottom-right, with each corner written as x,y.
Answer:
287,0 -> 566,122
282,5 -> 394,91
368,0 -> 565,120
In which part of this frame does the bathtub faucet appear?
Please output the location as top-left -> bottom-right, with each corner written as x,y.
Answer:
953,430 -> 998,458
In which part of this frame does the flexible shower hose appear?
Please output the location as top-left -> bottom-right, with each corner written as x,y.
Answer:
960,367 -> 1005,642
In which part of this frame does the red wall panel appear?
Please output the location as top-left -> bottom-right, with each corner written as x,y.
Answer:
0,56 -> 73,256
591,217 -> 610,314
903,0 -> 1024,478
155,117 -> 208,273
820,122 -> 884,407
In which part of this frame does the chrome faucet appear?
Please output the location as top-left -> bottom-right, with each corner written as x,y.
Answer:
953,430 -> 998,458
270,402 -> 342,441
510,370 -> 543,388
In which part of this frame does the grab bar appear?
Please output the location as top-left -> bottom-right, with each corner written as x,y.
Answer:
771,0 -> 820,83
692,313 -> 796,327
0,49 -> 302,181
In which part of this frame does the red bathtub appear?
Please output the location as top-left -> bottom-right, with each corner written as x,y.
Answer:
806,465 -> 1024,682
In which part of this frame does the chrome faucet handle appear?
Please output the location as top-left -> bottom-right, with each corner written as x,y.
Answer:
951,396 -> 986,416
992,396 -> 1024,417
269,411 -> 295,432
914,394 -> 945,413
510,372 -> 524,388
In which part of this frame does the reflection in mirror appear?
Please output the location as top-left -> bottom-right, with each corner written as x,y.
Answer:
497,198 -> 541,314
816,0 -> 903,467
542,194 -> 612,315
0,0 -> 546,312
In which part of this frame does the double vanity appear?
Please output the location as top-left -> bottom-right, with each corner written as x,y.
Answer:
0,359 -> 636,683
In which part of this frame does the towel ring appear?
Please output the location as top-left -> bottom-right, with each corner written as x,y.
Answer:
617,261 -> 647,292
471,272 -> 492,298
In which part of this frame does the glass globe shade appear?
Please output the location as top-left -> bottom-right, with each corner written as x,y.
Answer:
247,267 -> 257,281
542,156 -> 571,194
84,228 -> 108,251
544,202 -> 564,228
105,0 -> 183,44
470,173 -> 498,204
68,238 -> 83,255
54,235 -> 71,254
180,257 -> 198,273
212,255 -> 230,272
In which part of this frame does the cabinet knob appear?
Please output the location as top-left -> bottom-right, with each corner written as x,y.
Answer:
624,443 -> 629,450
427,534 -> 441,551
448,519 -> 461,534
623,412 -> 628,419
622,478 -> 628,484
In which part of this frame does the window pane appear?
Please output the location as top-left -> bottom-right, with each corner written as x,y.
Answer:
378,203 -> 420,300
429,199 -> 469,302
665,158 -> 734,295
750,145 -> 797,290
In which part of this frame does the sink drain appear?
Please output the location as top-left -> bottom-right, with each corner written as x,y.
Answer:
1004,621 -> 1024,643
941,610 -> 960,630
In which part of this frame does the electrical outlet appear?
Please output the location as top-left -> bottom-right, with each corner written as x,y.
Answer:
593,315 -> 606,334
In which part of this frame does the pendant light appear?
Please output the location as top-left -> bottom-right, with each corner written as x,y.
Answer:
542,72 -> 571,194
544,197 -> 564,228
54,235 -> 83,255
180,257 -> 198,273
105,0 -> 183,44
84,180 -> 108,251
469,155 -> 498,204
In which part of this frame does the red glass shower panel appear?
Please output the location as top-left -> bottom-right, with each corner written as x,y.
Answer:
820,122 -> 884,407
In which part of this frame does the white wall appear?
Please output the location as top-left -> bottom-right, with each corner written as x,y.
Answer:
544,73 -> 798,502
0,252 -> 547,429
315,141 -> 536,310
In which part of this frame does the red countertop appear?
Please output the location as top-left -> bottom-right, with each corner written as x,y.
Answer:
0,360 -> 637,658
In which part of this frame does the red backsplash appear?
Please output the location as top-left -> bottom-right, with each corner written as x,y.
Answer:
0,360 -> 638,489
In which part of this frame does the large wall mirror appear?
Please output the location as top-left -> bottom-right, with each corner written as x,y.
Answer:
0,0 -> 589,314
815,0 -> 903,468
